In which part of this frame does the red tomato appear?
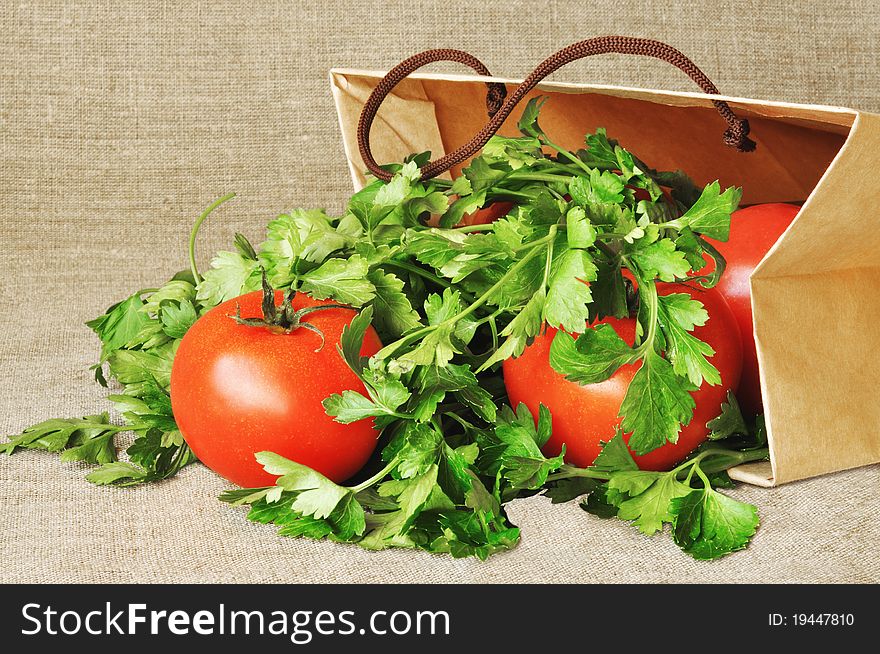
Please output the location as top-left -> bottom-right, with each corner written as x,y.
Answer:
503,284 -> 742,470
459,201 -> 514,226
631,186 -> 674,204
170,291 -> 382,487
704,203 -> 799,416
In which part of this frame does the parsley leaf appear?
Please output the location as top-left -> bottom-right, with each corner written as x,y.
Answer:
610,470 -> 692,535
549,325 -> 637,385
86,293 -> 149,362
570,168 -> 626,206
565,206 -> 597,249
627,238 -> 691,282
323,363 -> 410,425
196,248 -> 261,307
410,364 -> 496,424
483,135 -> 543,169
159,299 -> 198,339
337,305 -> 373,375
2,413 -> 118,461
670,487 -> 760,559
620,350 -> 696,455
479,286 -> 545,371
361,466 -> 440,548
543,248 -> 597,332
107,342 -> 177,394
396,289 -> 474,367
666,181 -> 742,241
322,391 -> 383,423
367,270 -> 423,339
707,391 -> 749,440
481,404 -> 562,490
517,97 -> 549,141
658,293 -> 720,387
259,209 -> 358,287
255,451 -> 366,539
590,432 -> 639,474
299,255 -> 376,306
544,477 -> 600,503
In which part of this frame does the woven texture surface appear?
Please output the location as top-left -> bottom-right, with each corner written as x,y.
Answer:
2,0 -> 878,584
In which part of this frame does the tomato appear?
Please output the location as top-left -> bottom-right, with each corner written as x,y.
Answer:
503,283 -> 742,470
704,203 -> 799,416
170,291 -> 382,487
461,200 -> 515,226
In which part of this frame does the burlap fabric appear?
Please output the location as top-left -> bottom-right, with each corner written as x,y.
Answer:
2,1 -> 878,584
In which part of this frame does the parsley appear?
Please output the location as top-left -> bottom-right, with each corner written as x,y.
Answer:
3,414 -> 121,462
670,484 -> 759,559
619,350 -> 697,455
6,97 -> 762,561
540,432 -> 767,558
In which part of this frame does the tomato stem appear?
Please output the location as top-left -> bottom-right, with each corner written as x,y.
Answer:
227,269 -> 351,350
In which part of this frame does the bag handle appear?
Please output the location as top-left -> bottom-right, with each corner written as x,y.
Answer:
357,36 -> 756,183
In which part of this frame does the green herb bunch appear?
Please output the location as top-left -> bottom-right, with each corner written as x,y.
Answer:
4,98 -> 768,560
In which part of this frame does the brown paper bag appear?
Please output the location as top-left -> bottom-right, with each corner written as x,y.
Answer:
329,66 -> 880,487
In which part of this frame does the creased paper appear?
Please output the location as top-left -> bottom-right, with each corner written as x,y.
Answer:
329,68 -> 880,486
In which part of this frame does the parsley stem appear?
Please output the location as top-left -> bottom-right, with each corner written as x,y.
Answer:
672,451 -> 709,475
188,193 -> 237,284
670,446 -> 771,483
453,224 -> 495,233
113,422 -> 153,433
446,231 -> 556,324
545,464 -> 608,482
472,308 -> 503,327
381,260 -> 475,303
373,231 -> 554,360
487,312 -> 499,351
386,410 -> 416,420
542,161 -> 614,174
543,138 -> 593,175
449,223 -> 640,242
541,226 -> 558,289
349,458 -> 398,493
594,240 -> 620,262
135,288 -> 159,297
696,447 -> 770,476
505,172 -> 573,184
546,445 -> 770,486
693,463 -> 713,490
628,269 -> 659,352
488,189 -> 539,200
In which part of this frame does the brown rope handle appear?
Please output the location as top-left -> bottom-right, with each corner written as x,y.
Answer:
357,36 -> 756,183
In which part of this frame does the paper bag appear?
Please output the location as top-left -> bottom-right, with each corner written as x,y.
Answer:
329,67 -> 880,487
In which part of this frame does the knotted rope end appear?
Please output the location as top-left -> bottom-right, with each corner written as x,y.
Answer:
723,118 -> 756,153
485,82 -> 508,118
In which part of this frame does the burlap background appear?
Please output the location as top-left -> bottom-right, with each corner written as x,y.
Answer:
2,0 -> 878,584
